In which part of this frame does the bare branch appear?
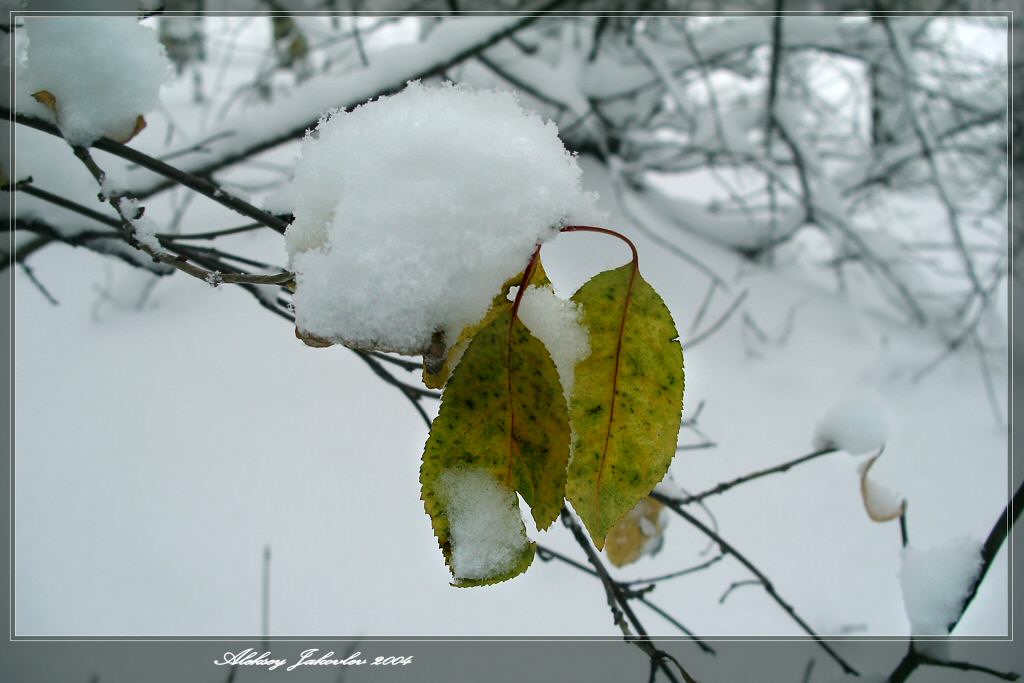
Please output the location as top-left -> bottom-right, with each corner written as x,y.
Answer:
122,6 -> 569,198
684,290 -> 749,349
674,447 -> 838,505
559,508 -> 696,683
881,19 -> 986,301
5,107 -> 290,234
948,480 -> 1024,633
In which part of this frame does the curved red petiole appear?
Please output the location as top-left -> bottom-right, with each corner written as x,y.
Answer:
561,225 -> 639,264
509,244 -> 543,323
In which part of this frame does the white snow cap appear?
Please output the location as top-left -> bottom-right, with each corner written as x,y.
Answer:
438,469 -> 530,581
514,285 -> 590,404
286,81 -> 602,354
21,16 -> 171,146
900,537 -> 983,635
120,197 -> 162,254
813,389 -> 889,455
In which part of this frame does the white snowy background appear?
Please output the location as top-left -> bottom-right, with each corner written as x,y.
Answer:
5,12 -> 1012,677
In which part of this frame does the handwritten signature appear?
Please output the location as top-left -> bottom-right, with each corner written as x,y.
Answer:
214,648 -> 414,671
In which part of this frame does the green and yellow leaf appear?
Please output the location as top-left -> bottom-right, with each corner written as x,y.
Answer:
605,497 -> 666,568
420,305 -> 570,584
566,263 -> 684,549
422,258 -> 551,389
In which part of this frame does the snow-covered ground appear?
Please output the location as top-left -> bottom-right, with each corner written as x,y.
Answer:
8,13 -> 1010,665
12,148 -> 1008,638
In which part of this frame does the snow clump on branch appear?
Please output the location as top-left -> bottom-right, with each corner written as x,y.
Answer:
813,389 -> 889,455
285,81 -> 602,355
900,537 -> 983,635
19,16 -> 171,146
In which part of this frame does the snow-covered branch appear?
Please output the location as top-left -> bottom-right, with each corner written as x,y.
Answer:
120,10 -> 565,198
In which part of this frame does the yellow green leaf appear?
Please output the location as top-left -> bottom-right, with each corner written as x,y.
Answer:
605,497 -> 666,568
422,258 -> 551,389
567,263 -> 684,549
420,306 -> 570,585
31,90 -> 58,114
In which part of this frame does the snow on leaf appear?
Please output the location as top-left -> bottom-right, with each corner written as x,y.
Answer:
433,470 -> 534,587
605,497 -> 666,568
420,306 -> 570,584
21,17 -> 171,146
858,451 -> 906,522
32,90 -> 147,145
901,538 -> 983,635
566,263 -> 684,549
515,284 -> 590,406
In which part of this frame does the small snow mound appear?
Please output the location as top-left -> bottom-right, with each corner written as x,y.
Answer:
121,197 -> 162,253
286,81 -> 602,354
438,469 -> 530,581
813,389 -> 889,455
514,285 -> 590,403
900,537 -> 983,635
20,17 -> 171,145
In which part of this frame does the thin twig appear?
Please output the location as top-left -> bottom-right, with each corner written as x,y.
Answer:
160,221 -> 272,241
971,330 -> 1006,427
623,553 -> 726,586
560,508 -> 695,683
675,447 -> 837,504
8,181 -> 122,231
69,145 -> 295,287
888,646 -> 1020,683
635,596 -> 716,656
6,107 -> 290,234
124,5 -> 569,197
718,579 -> 762,604
770,117 -> 928,325
536,543 -> 713,654
881,20 -> 986,302
18,262 -> 59,305
911,265 -> 1007,382
684,290 -> 749,349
